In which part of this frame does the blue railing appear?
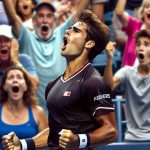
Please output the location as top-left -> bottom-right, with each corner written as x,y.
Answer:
95,99 -> 150,150
112,98 -> 126,142
96,142 -> 150,150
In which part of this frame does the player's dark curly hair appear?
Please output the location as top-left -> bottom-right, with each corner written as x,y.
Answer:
75,9 -> 110,62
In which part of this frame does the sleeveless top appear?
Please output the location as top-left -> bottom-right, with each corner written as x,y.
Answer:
0,104 -> 38,149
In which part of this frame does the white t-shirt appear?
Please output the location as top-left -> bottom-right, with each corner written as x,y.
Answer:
115,66 -> 150,141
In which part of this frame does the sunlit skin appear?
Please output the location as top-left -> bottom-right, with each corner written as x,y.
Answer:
61,22 -> 88,60
136,37 -> 150,65
3,69 -> 27,102
0,36 -> 11,62
33,6 -> 55,40
17,0 -> 35,21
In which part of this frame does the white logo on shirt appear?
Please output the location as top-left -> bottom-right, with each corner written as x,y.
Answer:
63,91 -> 71,96
94,94 -> 110,101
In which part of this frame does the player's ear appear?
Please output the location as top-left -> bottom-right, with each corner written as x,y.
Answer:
85,40 -> 95,49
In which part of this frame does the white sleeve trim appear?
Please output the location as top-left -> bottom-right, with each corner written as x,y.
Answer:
92,107 -> 114,116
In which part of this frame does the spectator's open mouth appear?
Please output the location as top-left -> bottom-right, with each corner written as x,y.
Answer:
147,14 -> 150,19
23,5 -> 28,10
0,49 -> 8,54
12,86 -> 19,93
138,53 -> 144,60
138,53 -> 145,63
41,25 -> 49,32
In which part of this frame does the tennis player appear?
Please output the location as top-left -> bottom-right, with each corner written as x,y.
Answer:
3,10 -> 117,150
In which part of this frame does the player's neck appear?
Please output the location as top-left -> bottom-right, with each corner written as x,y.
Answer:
64,58 -> 89,80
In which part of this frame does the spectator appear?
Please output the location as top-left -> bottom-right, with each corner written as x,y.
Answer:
104,0 -> 142,48
2,0 -> 91,113
2,10 -> 117,150
115,0 -> 150,67
104,29 -> 150,141
0,25 -> 39,92
15,0 -> 37,30
0,66 -> 48,149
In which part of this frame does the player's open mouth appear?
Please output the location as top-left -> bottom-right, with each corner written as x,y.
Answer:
62,36 -> 68,50
64,37 -> 68,46
12,86 -> 20,93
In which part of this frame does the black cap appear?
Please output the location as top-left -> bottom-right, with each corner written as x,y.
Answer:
35,1 -> 55,12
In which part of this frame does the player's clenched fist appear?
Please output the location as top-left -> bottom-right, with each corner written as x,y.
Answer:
59,129 -> 79,149
2,132 -> 21,150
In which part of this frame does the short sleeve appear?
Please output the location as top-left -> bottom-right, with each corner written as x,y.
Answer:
114,66 -> 129,85
81,77 -> 114,116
